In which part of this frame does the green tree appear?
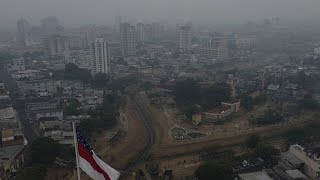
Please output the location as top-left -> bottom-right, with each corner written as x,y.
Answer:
181,104 -> 200,120
201,83 -> 231,109
195,162 -> 233,180
64,63 -> 92,83
91,73 -> 109,89
16,164 -> 46,180
78,119 -> 95,139
245,134 -> 261,149
109,75 -> 139,92
247,115 -> 256,126
174,79 -> 201,106
79,94 -> 121,140
241,95 -> 254,110
254,144 -> 279,160
141,81 -> 153,91
255,108 -> 283,125
30,137 -> 60,164
172,51 -> 180,59
59,145 -> 76,161
0,52 -> 15,63
253,94 -> 267,105
160,77 -> 169,84
98,94 -> 119,128
284,128 -> 307,145
298,95 -> 319,110
64,99 -> 80,116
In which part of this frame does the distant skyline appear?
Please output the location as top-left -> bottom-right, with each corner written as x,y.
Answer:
1,0 -> 320,29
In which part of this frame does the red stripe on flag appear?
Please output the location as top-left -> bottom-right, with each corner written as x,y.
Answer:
78,142 -> 111,180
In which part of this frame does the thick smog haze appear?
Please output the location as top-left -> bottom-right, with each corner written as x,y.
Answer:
1,0 -> 320,28
2,0 -> 320,179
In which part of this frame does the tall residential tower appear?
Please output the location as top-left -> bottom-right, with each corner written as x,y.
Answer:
17,18 -> 32,46
90,38 -> 111,75
41,16 -> 63,36
136,23 -> 145,43
176,25 -> 192,51
120,23 -> 136,57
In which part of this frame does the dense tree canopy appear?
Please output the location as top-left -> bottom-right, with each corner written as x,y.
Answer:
91,73 -> 110,89
78,94 -> 121,139
174,79 -> 231,119
201,84 -> 231,109
15,164 -> 46,180
63,99 -> 80,116
241,95 -> 254,110
64,63 -> 92,83
288,71 -> 317,90
245,134 -> 261,149
254,144 -> 280,160
109,75 -> 139,92
298,94 -> 319,110
174,79 -> 201,106
195,162 -> 233,180
174,79 -> 231,109
141,81 -> 154,91
284,121 -> 320,146
30,137 -> 60,164
0,52 -> 15,64
252,108 -> 284,125
241,94 -> 267,111
285,128 -> 308,145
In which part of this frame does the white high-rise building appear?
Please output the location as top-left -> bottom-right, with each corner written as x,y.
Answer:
136,23 -> 145,43
144,24 -> 152,41
114,16 -> 122,32
90,38 -> 111,75
151,22 -> 164,40
314,47 -> 320,56
17,18 -> 32,46
120,23 -> 136,57
176,25 -> 192,51
196,37 -> 229,61
41,16 -> 63,36
44,35 -> 70,56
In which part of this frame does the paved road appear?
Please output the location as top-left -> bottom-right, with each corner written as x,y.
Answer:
15,105 -> 37,143
2,68 -> 38,144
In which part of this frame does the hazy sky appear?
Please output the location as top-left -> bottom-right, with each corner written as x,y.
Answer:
1,0 -> 320,29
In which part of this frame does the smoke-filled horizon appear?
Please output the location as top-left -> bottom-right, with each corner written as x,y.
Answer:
1,0 -> 320,29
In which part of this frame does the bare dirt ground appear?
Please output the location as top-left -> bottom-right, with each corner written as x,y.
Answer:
91,96 -> 148,170
133,92 -> 317,178
60,92 -> 316,179
45,167 -> 74,180
134,92 -> 171,148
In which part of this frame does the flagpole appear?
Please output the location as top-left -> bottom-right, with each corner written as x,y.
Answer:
72,121 -> 81,180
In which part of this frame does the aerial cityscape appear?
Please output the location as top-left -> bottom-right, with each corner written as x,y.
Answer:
0,0 -> 320,179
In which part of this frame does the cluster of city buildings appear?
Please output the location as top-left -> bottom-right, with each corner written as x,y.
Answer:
235,144 -> 320,180
1,14 -> 320,179
4,53 -> 108,148
0,83 -> 26,179
7,15 -> 279,92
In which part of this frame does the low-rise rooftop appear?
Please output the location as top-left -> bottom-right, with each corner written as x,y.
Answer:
207,106 -> 230,114
286,169 -> 306,179
0,107 -> 16,123
239,171 -> 272,180
0,145 -> 24,166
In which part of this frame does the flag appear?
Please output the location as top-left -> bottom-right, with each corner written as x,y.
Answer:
76,129 -> 120,180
